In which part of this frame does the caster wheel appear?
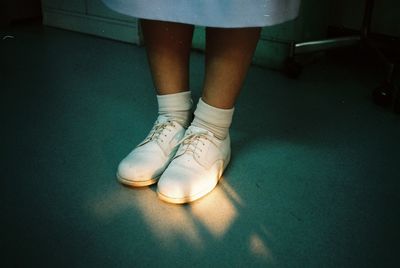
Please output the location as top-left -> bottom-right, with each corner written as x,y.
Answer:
372,84 -> 393,107
283,58 -> 302,79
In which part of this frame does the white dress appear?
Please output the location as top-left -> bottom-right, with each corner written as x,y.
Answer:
101,0 -> 301,28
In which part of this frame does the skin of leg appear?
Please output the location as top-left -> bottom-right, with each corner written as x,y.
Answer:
202,27 -> 261,109
141,19 -> 194,95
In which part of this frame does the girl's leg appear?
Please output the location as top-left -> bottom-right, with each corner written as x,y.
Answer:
141,19 -> 194,95
202,27 -> 261,109
157,27 -> 261,204
117,20 -> 195,187
190,27 -> 261,140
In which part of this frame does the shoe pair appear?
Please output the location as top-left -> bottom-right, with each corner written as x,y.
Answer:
117,115 -> 231,204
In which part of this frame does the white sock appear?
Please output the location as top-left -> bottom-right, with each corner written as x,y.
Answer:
157,91 -> 193,128
191,98 -> 234,140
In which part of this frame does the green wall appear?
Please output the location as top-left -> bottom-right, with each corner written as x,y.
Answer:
42,0 -> 140,44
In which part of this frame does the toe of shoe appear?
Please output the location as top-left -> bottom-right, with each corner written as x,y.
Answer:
157,177 -> 188,201
157,165 -> 217,203
117,160 -> 158,186
117,161 -> 139,182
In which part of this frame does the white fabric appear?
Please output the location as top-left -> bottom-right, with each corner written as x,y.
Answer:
157,91 -> 193,127
101,0 -> 301,28
192,98 -> 234,139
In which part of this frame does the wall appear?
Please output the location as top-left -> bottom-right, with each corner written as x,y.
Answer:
329,0 -> 400,37
42,0 -> 140,44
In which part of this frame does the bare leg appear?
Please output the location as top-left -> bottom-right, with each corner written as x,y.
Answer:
202,27 -> 261,109
117,21 -> 194,187
156,27 -> 261,204
141,19 -> 194,95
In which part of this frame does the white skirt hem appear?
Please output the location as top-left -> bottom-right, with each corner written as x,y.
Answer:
101,0 -> 301,28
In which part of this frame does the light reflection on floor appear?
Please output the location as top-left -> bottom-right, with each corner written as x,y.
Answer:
249,233 -> 274,262
189,183 -> 238,238
87,177 -> 273,262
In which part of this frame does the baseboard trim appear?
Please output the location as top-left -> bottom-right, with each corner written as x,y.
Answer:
42,8 -> 140,44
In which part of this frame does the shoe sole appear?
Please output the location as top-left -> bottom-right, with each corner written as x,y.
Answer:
157,185 -> 217,204
116,173 -> 159,187
157,152 -> 231,204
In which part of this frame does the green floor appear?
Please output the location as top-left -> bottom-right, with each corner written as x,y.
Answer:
2,22 -> 400,267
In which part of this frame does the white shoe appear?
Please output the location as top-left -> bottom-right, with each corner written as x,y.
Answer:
117,115 -> 186,187
157,126 -> 231,204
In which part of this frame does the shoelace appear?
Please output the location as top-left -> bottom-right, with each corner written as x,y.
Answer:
140,119 -> 176,145
175,129 -> 215,159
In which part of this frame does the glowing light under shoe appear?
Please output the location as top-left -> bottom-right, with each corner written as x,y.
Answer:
117,115 -> 185,187
157,126 -> 231,204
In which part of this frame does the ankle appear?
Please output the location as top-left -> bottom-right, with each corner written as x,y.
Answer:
157,91 -> 193,127
191,98 -> 234,140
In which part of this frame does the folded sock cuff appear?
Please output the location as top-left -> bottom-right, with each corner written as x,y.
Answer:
157,91 -> 193,112
194,98 -> 234,128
